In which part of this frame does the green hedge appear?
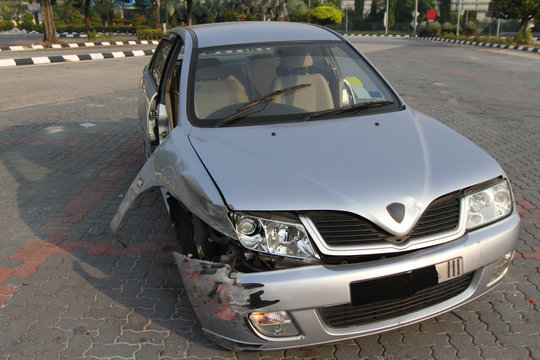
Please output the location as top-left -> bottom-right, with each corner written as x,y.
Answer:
54,24 -> 137,33
136,28 -> 163,40
0,20 -> 14,31
441,33 -> 515,45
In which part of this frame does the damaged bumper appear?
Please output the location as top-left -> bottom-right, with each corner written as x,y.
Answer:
174,212 -> 519,350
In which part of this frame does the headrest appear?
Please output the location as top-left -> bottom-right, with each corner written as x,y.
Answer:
277,47 -> 313,68
195,58 -> 228,81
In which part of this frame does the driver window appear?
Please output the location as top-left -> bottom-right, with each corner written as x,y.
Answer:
151,40 -> 173,86
165,44 -> 184,127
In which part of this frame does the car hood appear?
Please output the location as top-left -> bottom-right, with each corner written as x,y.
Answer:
188,109 -> 503,235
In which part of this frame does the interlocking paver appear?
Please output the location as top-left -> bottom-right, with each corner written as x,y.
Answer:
0,39 -> 539,359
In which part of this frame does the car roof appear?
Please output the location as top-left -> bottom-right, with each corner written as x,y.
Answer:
180,21 -> 341,48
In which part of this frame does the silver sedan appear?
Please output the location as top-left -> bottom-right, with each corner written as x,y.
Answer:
111,22 -> 519,350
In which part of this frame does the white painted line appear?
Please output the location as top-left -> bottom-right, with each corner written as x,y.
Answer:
32,57 -> 51,64
128,41 -> 136,45
51,44 -> 62,49
63,55 -> 80,62
141,40 -> 148,45
102,42 -> 111,46
114,41 -> 123,45
89,53 -> 104,60
10,46 -> 25,51
31,45 -> 44,49
84,42 -> 95,47
132,50 -> 145,56
0,59 -> 16,67
111,52 -> 125,58
68,43 -> 78,48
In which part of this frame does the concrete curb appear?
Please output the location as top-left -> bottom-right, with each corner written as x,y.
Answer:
0,40 -> 158,52
344,34 -> 539,54
0,49 -> 154,68
415,36 -> 539,54
345,34 -> 411,38
58,31 -> 136,38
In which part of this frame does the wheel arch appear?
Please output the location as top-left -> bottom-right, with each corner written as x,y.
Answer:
110,128 -> 236,239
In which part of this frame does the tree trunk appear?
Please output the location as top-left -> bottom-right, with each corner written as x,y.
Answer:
517,16 -> 529,34
155,0 -> 161,29
39,0 -> 58,43
187,0 -> 192,25
84,0 -> 90,33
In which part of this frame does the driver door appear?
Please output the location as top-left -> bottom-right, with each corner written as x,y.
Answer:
140,34 -> 184,156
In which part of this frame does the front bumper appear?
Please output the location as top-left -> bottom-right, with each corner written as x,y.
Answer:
174,211 -> 520,350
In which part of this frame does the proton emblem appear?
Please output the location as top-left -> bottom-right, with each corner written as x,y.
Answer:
387,203 -> 405,223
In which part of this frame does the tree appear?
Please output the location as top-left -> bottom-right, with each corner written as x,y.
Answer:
367,0 -> 384,23
493,0 -> 540,42
353,0 -> 364,18
84,0 -> 90,32
310,4 -> 342,26
439,0 -> 450,23
155,0 -> 160,28
40,0 -> 58,42
186,0 -> 192,25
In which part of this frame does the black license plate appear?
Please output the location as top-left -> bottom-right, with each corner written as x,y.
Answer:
350,265 -> 438,305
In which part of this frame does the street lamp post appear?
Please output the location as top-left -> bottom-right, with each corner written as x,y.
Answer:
456,0 -> 462,35
385,0 -> 389,36
413,0 -> 418,38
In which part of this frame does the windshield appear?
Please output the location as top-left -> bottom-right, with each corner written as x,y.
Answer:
188,41 -> 399,127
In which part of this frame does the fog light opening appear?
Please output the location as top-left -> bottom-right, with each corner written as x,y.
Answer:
488,251 -> 514,286
249,311 -> 300,338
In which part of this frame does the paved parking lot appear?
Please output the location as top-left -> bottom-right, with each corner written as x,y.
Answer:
0,38 -> 538,359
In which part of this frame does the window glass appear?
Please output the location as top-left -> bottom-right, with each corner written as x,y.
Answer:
151,40 -> 173,86
189,41 -> 398,127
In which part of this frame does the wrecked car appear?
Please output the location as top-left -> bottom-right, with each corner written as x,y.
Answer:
111,22 -> 520,350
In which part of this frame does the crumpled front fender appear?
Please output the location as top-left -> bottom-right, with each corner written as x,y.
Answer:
110,128 -> 236,239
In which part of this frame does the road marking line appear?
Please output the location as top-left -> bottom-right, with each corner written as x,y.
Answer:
132,50 -> 145,56
84,42 -> 95,47
51,44 -> 62,49
111,51 -> 125,58
10,46 -> 25,51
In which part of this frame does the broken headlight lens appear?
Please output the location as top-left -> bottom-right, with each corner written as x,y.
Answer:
465,179 -> 513,230
234,213 -> 316,259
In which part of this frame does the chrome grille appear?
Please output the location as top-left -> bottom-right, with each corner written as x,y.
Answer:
306,192 -> 461,247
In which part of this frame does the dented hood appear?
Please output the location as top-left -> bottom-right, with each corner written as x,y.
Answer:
188,109 -> 503,235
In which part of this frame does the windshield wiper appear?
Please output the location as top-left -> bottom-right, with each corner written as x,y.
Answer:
302,100 -> 394,122
215,84 -> 311,127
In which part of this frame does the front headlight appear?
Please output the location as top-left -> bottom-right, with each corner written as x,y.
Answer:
465,179 -> 513,230
233,213 -> 316,259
